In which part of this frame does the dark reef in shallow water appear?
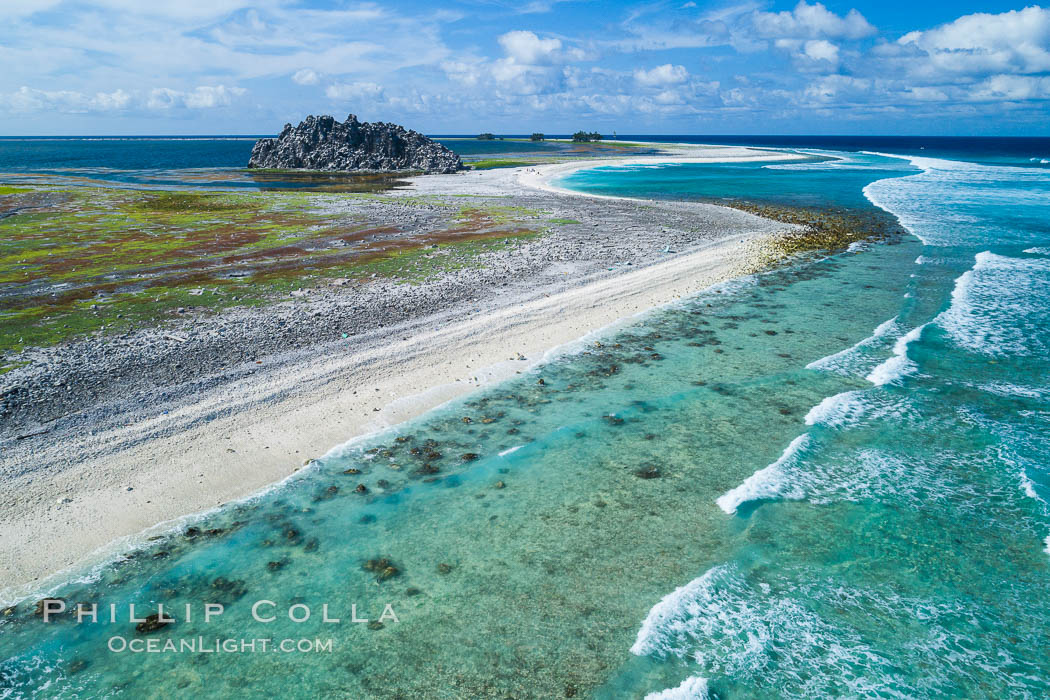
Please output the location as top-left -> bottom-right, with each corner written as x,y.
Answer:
248,114 -> 463,174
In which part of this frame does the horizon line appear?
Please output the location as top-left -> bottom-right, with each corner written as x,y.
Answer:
0,133 -> 1047,139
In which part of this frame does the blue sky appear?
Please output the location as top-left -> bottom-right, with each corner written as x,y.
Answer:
1,1 -> 1048,135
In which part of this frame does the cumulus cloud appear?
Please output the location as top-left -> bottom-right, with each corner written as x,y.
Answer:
898,5 -> 1050,76
0,87 -> 115,113
0,85 -> 233,114
634,64 -> 689,86
292,69 -> 320,85
442,30 -> 585,96
804,74 -> 871,102
752,1 -> 875,40
498,30 -> 562,64
803,39 -> 839,62
0,0 -> 1046,132
971,74 -> 1050,101
325,81 -> 385,100
441,60 -> 484,87
147,85 -> 246,110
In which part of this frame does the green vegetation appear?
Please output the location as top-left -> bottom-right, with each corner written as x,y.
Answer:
455,204 -> 540,224
477,133 -> 496,140
0,187 -> 544,353
530,133 -> 545,141
572,131 -> 603,143
469,159 -> 533,170
348,230 -> 539,285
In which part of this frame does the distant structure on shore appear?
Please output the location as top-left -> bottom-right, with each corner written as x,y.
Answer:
248,114 -> 463,174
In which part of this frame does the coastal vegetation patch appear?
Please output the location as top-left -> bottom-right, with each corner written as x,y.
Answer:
0,186 -> 547,352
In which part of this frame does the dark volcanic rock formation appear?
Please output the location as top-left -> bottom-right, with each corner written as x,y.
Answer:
248,114 -> 462,174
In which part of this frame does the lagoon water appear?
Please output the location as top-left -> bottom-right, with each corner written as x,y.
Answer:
2,140 -> 1050,698
0,136 -> 651,191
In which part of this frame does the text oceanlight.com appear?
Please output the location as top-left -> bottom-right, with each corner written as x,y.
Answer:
108,637 -> 334,654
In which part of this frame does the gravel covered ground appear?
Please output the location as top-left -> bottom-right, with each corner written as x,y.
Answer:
0,184 -> 787,474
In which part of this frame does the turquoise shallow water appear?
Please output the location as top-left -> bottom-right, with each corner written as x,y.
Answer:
2,146 -> 1050,698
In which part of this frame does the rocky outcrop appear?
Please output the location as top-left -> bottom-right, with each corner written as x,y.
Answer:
248,114 -> 462,174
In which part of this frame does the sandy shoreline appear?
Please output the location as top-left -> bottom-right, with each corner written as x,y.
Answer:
0,144 -> 797,600
518,143 -> 802,198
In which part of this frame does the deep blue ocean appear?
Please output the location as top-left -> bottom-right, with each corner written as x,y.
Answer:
1,137 -> 1049,698
0,135 -> 1046,189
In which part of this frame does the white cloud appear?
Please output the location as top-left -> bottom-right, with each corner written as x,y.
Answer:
325,81 -> 385,100
971,74 -> 1050,101
498,30 -> 562,64
292,69 -> 320,85
898,6 -> 1050,76
804,74 -> 871,102
0,86 -> 134,113
443,30 -> 584,96
0,0 -> 61,19
752,1 -> 875,40
184,85 -> 246,108
803,39 -> 838,62
441,60 -> 485,87
0,0 -> 1046,132
93,89 -> 132,110
634,64 -> 689,86
0,86 -> 144,113
146,85 -> 246,110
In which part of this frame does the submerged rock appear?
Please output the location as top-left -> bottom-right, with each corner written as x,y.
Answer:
363,557 -> 401,580
248,114 -> 463,174
635,465 -> 662,479
135,612 -> 174,635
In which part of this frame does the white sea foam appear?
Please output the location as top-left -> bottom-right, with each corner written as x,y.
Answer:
763,150 -> 902,172
498,444 -> 523,457
644,677 -> 710,700
976,381 -> 1047,399
1020,471 -> 1039,500
627,563 -> 985,695
935,251 -> 1050,357
804,391 -> 868,428
1024,247 -> 1050,255
716,434 -> 810,514
631,566 -> 729,657
862,152 -> 1050,248
805,316 -> 898,376
865,324 -> 926,386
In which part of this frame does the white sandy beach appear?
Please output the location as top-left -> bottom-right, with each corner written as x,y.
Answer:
0,144 -> 798,601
